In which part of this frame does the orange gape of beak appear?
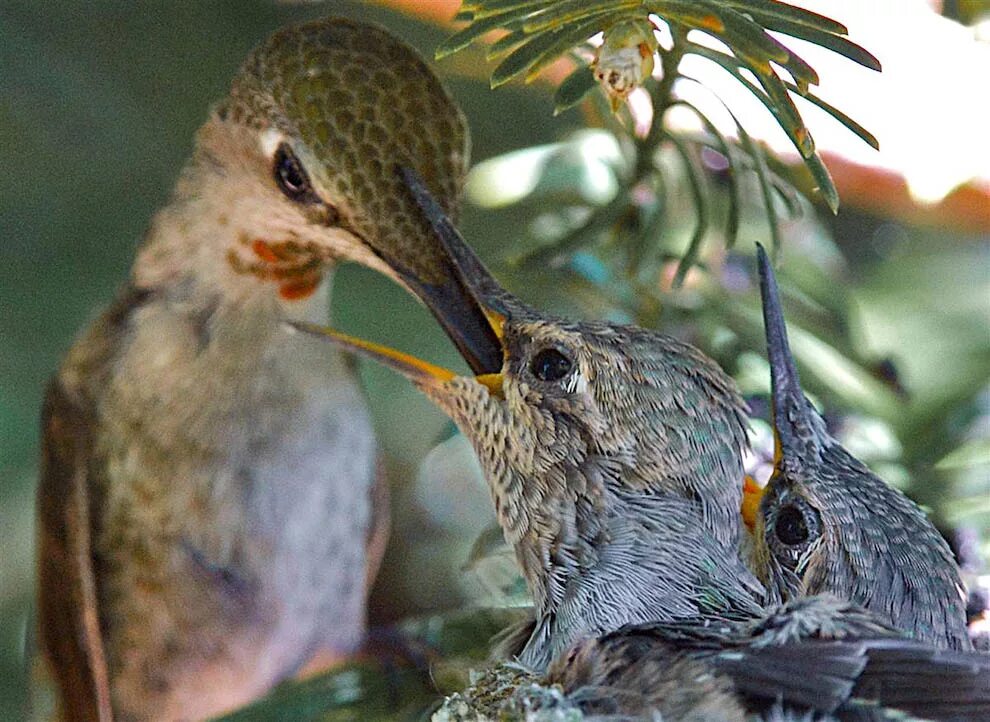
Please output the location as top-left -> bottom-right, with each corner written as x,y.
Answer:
741,475 -> 765,532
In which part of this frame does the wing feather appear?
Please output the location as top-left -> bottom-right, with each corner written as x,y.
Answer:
36,379 -> 113,721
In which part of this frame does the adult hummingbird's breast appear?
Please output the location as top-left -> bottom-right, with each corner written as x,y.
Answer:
63,282 -> 377,712
240,346 -> 376,660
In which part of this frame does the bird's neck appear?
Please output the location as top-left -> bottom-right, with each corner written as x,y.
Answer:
132,122 -> 334,320
511,486 -> 765,669
447,395 -> 567,613
485,454 -> 751,622
134,196 -> 334,326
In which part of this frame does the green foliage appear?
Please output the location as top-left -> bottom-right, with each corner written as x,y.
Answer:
214,609 -> 526,721
440,0 -> 881,281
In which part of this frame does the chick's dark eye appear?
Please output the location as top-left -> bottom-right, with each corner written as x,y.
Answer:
774,504 -> 810,546
274,144 -> 316,203
530,348 -> 572,382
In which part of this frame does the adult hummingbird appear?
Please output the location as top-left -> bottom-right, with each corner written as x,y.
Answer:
37,17 -> 503,722
748,244 -> 971,651
293,169 -> 765,672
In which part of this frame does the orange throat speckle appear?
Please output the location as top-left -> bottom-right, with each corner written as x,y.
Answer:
227,237 -> 326,301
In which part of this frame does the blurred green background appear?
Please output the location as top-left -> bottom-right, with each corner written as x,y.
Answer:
1,2 -> 987,719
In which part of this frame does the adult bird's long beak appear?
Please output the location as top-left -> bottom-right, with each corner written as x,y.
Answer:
397,167 -> 513,321
364,166 -> 508,377
389,266 -> 505,377
756,244 -> 821,466
292,167 -> 516,396
747,245 -> 826,525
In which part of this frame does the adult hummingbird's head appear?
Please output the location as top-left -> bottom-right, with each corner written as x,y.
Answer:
294,170 -> 751,558
137,17 -> 501,373
751,245 -> 969,650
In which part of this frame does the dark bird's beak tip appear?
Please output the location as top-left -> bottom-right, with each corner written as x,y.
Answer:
756,244 -> 779,296
756,244 -> 794,387
756,244 -> 819,458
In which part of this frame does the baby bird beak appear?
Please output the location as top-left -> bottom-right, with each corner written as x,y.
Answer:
289,321 -> 504,397
757,244 -> 820,466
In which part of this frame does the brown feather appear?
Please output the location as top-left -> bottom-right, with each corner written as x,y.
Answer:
37,380 -> 113,722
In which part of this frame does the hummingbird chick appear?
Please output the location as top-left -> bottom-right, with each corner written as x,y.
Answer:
302,175 -> 990,722
294,170 -> 765,672
749,245 -> 971,651
546,594 -> 990,721
37,17 -> 504,722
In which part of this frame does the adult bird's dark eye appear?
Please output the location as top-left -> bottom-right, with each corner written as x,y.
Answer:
774,504 -> 809,546
274,144 -> 316,203
530,348 -> 572,382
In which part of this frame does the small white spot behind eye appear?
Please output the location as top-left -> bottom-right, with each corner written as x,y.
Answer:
259,128 -> 285,158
